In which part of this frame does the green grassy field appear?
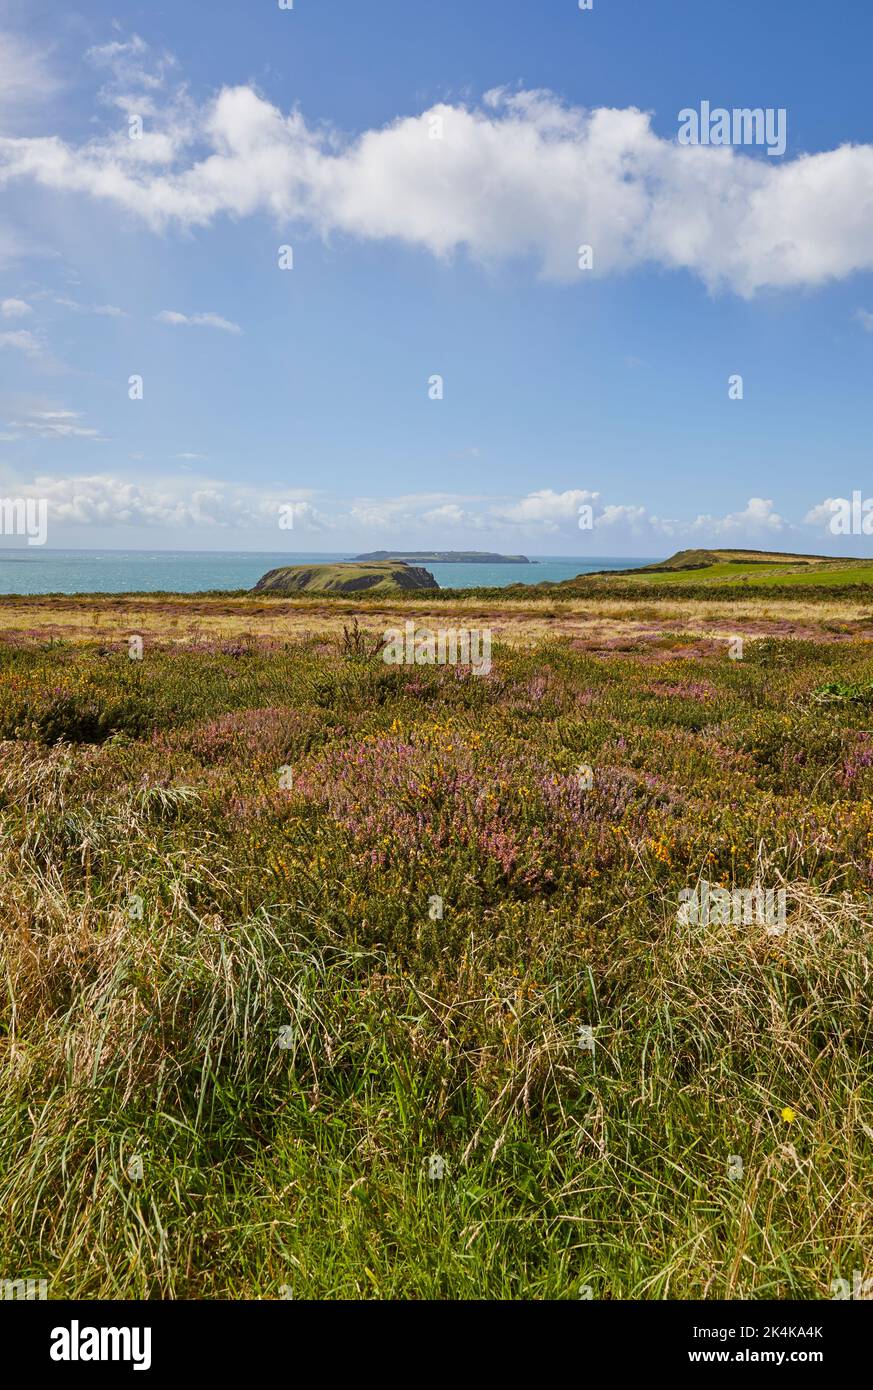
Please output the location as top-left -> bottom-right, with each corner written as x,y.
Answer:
522,550 -> 873,604
0,617 -> 871,1299
625,561 -> 873,588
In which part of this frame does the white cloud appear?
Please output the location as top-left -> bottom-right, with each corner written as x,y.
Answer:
596,503 -> 649,530
494,488 -> 601,529
344,491 -> 492,532
0,30 -> 61,123
7,473 -> 330,532
336,489 -> 794,544
10,408 -> 102,438
420,502 -> 482,528
855,309 -> 873,332
0,470 -> 850,547
3,65 -> 873,294
690,497 -> 786,535
487,490 -> 790,542
285,500 -> 329,531
54,296 -> 127,317
1,297 -> 31,317
86,36 -> 150,66
155,309 -> 242,333
85,33 -> 177,122
805,498 -> 844,530
0,328 -> 39,354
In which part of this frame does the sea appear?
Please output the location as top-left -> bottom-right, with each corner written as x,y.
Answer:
0,550 -> 653,596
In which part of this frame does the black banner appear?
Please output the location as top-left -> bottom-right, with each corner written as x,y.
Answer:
3,1297 -> 866,1375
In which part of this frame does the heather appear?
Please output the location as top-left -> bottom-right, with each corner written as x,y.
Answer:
0,629 -> 871,1298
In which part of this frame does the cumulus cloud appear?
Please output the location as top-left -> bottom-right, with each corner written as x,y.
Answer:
805,499 -> 841,528
489,490 -> 792,542
689,497 -> 786,535
155,309 -> 241,333
330,489 -> 797,543
595,503 -> 650,530
1,297 -> 31,317
344,492 -> 479,531
0,472 -> 850,547
420,502 -> 483,529
494,488 -> 601,528
9,473 -> 330,532
1,47 -> 873,295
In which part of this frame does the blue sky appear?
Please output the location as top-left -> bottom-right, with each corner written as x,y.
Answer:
2,0 -> 873,555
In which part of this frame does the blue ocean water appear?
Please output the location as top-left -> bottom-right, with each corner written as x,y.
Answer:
0,550 -> 653,595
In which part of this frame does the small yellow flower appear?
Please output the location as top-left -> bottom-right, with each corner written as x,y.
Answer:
781,1106 -> 796,1123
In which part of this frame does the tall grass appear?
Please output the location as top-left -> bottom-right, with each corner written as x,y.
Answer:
0,633 -> 870,1298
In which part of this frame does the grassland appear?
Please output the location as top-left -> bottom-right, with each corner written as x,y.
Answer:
0,589 -> 871,1299
615,561 -> 873,589
2,588 -> 873,649
550,549 -> 873,596
635,548 -> 836,568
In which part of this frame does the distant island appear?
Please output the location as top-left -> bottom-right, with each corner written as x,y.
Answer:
253,560 -> 438,595
350,550 -> 533,564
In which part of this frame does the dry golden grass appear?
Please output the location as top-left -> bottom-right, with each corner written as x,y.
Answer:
0,591 -> 871,649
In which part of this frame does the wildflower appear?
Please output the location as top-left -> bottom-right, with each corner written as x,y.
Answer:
780,1106 -> 796,1123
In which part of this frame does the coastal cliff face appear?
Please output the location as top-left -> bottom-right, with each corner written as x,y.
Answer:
252,560 -> 438,595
